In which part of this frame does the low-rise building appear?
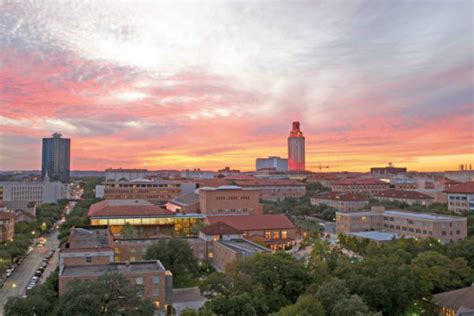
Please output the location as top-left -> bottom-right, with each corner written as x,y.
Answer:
310,192 -> 369,212
105,168 -> 148,181
336,207 -> 467,243
88,199 -> 204,237
199,186 -> 263,216
58,226 -> 172,314
445,182 -> 474,213
370,166 -> 407,178
256,156 -> 288,171
234,179 -> 306,202
165,192 -> 200,214
432,285 -> 474,316
0,211 -> 14,242
306,173 -> 339,188
96,179 -> 197,204
205,214 -> 299,251
346,231 -> 402,245
373,189 -> 434,206
331,178 -> 390,195
0,180 -> 69,204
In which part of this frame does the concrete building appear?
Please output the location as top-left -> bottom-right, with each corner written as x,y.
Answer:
346,231 -> 402,245
331,178 -> 390,195
88,199 -> 204,237
256,156 -> 288,171
96,179 -> 197,204
432,285 -> 474,316
42,133 -> 70,183
336,207 -> 467,243
205,214 -> 299,251
58,226 -> 172,314
0,211 -> 14,242
370,165 -> 407,178
105,168 -> 147,181
445,182 -> 474,213
0,180 -> 69,203
311,192 -> 369,212
181,169 -> 215,179
198,185 -> 263,216
288,121 -> 305,171
373,189 -> 434,206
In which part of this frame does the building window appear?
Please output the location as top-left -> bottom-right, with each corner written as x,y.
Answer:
208,252 -> 213,258
265,231 -> 271,239
136,277 -> 144,285
152,276 -> 160,284
153,288 -> 160,297
273,231 -> 280,239
130,256 -> 136,262
85,256 -> 92,263
441,231 -> 447,236
281,231 -> 288,240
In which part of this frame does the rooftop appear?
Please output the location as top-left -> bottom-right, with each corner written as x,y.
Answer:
88,199 -> 174,218
384,210 -> 465,221
332,178 -> 388,185
444,181 -> 474,194
170,192 -> 200,207
206,214 -> 296,231
346,231 -> 400,241
62,226 -> 113,252
315,192 -> 369,201
0,211 -> 15,221
219,239 -> 271,254
200,222 -> 242,236
374,189 -> 434,200
432,286 -> 474,310
60,260 -> 166,277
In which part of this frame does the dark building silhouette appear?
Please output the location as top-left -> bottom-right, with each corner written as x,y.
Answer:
42,133 -> 70,183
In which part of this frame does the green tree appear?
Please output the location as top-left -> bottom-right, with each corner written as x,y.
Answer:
276,294 -> 325,316
54,273 -> 154,316
332,295 -> 380,316
206,293 -> 256,316
314,278 -> 350,313
144,238 -> 198,276
447,237 -> 474,268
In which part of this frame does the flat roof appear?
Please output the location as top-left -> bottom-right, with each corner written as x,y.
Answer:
346,231 -> 400,241
61,260 -> 166,277
219,239 -> 270,254
336,211 -> 373,217
63,227 -> 113,251
384,210 -> 464,221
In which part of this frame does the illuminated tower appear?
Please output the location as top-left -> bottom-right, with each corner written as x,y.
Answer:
288,121 -> 305,171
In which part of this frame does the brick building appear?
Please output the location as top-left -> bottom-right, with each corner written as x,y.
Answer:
336,207 -> 467,243
373,189 -> 434,206
310,192 -> 369,212
58,226 -> 173,314
331,178 -> 390,195
199,186 -> 263,216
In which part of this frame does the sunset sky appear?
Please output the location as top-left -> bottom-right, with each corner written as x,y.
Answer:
0,1 -> 473,172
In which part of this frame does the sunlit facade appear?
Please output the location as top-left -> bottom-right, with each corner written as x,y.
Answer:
288,121 -> 305,171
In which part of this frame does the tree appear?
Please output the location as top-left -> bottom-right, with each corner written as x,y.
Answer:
447,237 -> 474,268
206,293 -> 256,316
54,273 -> 154,316
332,295 -> 380,316
144,239 -> 198,276
314,278 -> 350,313
276,294 -> 325,316
411,251 -> 472,295
122,223 -> 140,239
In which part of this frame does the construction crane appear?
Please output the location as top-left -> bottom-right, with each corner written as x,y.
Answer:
316,163 -> 330,172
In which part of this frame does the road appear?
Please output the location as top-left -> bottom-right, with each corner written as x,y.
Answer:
0,230 -> 59,313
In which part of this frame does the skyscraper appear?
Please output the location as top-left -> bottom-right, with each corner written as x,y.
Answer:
288,122 -> 305,171
42,133 -> 71,183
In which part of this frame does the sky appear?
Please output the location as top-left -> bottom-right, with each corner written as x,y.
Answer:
0,0 -> 473,172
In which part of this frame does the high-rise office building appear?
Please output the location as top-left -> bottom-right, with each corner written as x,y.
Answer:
42,133 -> 70,183
288,122 -> 305,171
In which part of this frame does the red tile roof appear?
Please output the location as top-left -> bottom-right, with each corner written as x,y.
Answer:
206,214 -> 296,231
444,182 -> 474,194
235,179 -> 305,187
0,211 -> 14,220
374,189 -> 434,200
88,200 -> 173,218
200,222 -> 242,235
332,178 -> 389,186
308,173 -> 339,181
315,192 -> 369,201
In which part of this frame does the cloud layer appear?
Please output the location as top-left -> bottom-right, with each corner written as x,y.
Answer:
0,1 -> 473,171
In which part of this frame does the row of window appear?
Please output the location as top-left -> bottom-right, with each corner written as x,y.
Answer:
449,196 -> 468,200
263,231 -> 288,240
214,196 -> 252,200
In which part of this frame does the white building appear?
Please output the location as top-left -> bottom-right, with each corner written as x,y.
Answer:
445,182 -> 474,213
256,156 -> 288,171
0,179 -> 69,204
105,168 -> 147,181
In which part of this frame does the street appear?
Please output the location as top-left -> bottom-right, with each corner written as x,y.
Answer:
0,230 -> 59,315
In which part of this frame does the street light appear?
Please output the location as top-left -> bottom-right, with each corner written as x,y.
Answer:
12,283 -> 16,288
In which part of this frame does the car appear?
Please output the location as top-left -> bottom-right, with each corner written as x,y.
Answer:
31,276 -> 39,281
26,246 -> 34,255
5,269 -> 13,278
34,270 -> 42,277
41,262 -> 47,268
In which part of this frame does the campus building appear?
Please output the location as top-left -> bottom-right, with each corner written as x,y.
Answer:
445,182 -> 474,213
234,179 -> 306,202
0,179 -> 69,204
336,207 -> 467,243
58,227 -> 172,314
198,185 -> 263,216
105,168 -> 147,181
88,199 -> 204,237
256,156 -> 288,171
96,179 -> 197,204
432,285 -> 474,316
42,133 -> 71,183
288,121 -> 305,171
310,192 -> 369,212
331,178 -> 390,195
0,211 -> 14,242
373,189 -> 434,206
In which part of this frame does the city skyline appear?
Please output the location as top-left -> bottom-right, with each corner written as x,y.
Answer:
1,1 -> 473,172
